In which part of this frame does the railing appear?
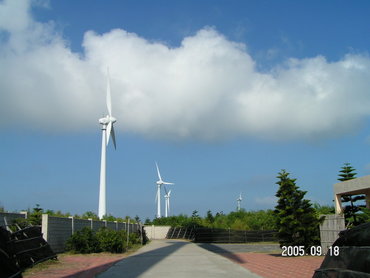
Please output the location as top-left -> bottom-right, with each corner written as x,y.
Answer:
166,227 -> 277,243
166,227 -> 196,240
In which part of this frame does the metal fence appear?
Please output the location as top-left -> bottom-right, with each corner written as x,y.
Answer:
166,227 -> 277,243
166,227 -> 196,240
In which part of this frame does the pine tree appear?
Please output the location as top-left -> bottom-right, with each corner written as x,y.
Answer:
338,163 -> 357,181
338,163 -> 365,226
274,170 -> 320,249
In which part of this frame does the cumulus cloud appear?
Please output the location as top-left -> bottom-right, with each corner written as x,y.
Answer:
1,0 -> 370,141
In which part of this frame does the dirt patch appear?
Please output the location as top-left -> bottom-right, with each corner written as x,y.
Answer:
23,253 -> 128,278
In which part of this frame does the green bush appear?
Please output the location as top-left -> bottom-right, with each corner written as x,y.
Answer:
9,218 -> 31,232
96,228 -> 126,253
66,227 -> 142,254
65,227 -> 100,253
128,232 -> 141,247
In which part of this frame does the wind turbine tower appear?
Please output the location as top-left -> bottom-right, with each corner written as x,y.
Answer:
98,70 -> 117,219
155,162 -> 174,218
237,193 -> 242,211
164,187 -> 172,217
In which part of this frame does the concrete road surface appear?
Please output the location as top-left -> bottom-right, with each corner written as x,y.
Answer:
97,239 -> 262,278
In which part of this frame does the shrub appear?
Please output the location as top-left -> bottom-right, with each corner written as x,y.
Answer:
66,227 -> 142,254
9,218 -> 31,232
96,228 -> 126,253
128,232 -> 141,247
65,227 -> 100,253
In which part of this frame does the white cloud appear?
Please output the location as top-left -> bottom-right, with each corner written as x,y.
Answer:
1,0 -> 370,141
0,0 -> 30,33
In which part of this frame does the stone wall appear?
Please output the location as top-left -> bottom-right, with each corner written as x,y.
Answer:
144,225 -> 171,239
320,214 -> 345,252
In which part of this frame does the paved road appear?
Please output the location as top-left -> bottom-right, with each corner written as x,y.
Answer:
97,239 -> 262,278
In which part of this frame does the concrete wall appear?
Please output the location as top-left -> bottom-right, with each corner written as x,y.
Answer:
42,214 -> 141,253
73,217 -> 92,232
144,225 -> 171,239
334,175 -> 370,213
42,215 -> 73,253
0,212 -> 27,228
320,214 -> 345,253
91,219 -> 106,231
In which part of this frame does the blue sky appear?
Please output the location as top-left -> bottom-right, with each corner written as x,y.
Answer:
1,0 -> 370,221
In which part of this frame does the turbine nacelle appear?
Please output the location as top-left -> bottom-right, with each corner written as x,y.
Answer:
156,180 -> 174,186
99,115 -> 116,125
237,193 -> 242,201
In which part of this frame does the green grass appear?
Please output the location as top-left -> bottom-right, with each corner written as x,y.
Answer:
22,257 -> 60,276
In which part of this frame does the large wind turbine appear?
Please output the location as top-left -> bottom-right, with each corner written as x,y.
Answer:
237,193 -> 242,212
155,162 -> 174,218
98,70 -> 117,219
164,187 -> 172,217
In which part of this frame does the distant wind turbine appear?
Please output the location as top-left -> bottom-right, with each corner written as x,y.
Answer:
164,187 -> 172,217
155,162 -> 174,218
98,69 -> 117,219
237,193 -> 242,211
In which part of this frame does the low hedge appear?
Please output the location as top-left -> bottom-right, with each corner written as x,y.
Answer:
65,227 -> 140,253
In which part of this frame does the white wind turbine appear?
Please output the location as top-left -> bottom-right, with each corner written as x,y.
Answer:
237,193 -> 242,211
98,70 -> 117,219
164,187 -> 172,217
155,162 -> 174,218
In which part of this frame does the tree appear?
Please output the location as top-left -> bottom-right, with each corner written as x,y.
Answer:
313,203 -> 335,215
134,215 -> 141,223
81,211 -> 99,220
338,162 -> 357,181
205,210 -> 215,224
274,170 -> 320,250
28,204 -> 43,225
0,203 -> 5,212
337,163 -> 365,226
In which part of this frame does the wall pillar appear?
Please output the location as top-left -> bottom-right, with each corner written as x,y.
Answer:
366,193 -> 370,209
69,216 -> 74,234
20,211 -> 28,219
41,214 -> 49,242
334,194 -> 343,214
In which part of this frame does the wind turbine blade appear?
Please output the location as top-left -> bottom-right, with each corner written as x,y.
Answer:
163,186 -> 168,195
106,69 -> 112,116
168,190 -> 171,196
155,162 -> 162,181
111,124 -> 116,149
106,121 -> 112,146
163,182 -> 174,185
